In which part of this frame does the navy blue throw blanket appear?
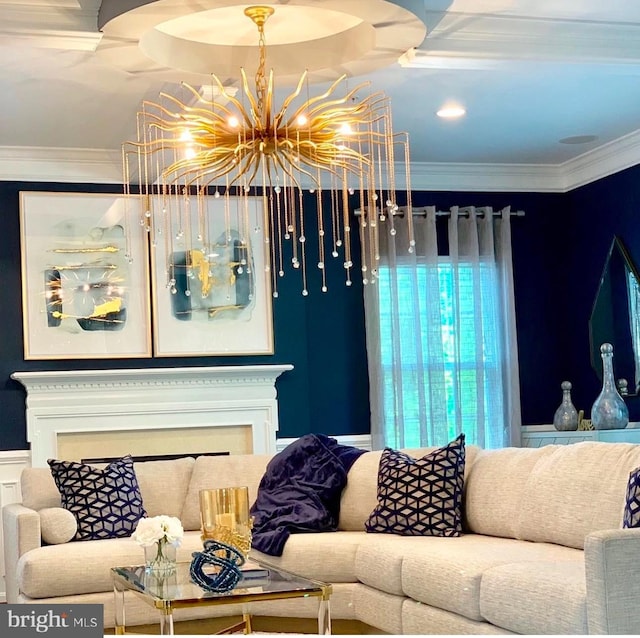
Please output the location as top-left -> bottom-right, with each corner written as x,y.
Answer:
250,434 -> 367,556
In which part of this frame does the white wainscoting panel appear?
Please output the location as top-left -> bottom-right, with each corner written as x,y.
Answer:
275,434 -> 372,453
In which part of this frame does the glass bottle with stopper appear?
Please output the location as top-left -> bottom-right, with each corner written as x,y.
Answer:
591,343 -> 629,430
553,381 -> 579,431
617,378 -> 629,396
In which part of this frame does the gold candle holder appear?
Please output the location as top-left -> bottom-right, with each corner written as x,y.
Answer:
199,487 -> 252,558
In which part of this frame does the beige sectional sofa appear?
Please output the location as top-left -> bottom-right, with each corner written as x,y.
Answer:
4,441 -> 640,634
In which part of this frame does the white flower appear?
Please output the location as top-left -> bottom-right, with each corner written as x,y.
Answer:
132,515 -> 184,548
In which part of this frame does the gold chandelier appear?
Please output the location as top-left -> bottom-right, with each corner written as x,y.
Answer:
123,5 -> 413,298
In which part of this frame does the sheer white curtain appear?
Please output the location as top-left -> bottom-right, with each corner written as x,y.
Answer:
626,270 -> 640,393
363,205 -> 522,450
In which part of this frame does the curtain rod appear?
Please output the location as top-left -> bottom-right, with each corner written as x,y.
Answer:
409,207 -> 524,218
355,207 -> 525,218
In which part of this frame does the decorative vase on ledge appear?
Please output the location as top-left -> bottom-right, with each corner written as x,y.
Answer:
553,381 -> 579,431
591,343 -> 629,430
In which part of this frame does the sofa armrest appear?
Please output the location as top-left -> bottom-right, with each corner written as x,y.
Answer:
2,503 -> 42,603
585,527 -> 640,634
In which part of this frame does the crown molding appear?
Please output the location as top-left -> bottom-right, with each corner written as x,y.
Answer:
407,162 -> 564,193
2,129 -> 640,193
0,146 -> 122,183
558,128 -> 640,191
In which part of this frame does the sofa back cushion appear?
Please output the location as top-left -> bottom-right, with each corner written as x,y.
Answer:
181,454 -> 272,531
21,468 -> 61,511
339,445 -> 479,531
516,441 -> 640,549
133,457 -> 195,519
464,445 -> 557,538
21,457 -> 195,522
338,450 -> 384,531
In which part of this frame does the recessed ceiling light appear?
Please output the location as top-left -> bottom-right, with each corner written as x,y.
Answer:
437,105 -> 466,119
559,135 -> 598,145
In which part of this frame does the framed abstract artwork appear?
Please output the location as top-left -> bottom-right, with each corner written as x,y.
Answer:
19,191 -> 152,359
150,195 -> 274,356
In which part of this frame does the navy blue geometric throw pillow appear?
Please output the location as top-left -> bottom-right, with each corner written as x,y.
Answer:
365,434 -> 466,537
623,466 -> 640,528
48,455 -> 146,541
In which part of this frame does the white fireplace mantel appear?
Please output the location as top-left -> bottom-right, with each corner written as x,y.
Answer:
11,365 -> 293,467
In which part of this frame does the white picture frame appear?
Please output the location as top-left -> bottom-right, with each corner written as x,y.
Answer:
150,195 -> 274,356
19,191 -> 152,360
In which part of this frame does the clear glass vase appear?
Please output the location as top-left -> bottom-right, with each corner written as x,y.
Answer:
144,539 -> 177,575
591,343 -> 629,430
553,381 -> 579,431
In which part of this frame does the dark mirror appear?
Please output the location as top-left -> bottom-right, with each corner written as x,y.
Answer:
589,236 -> 640,396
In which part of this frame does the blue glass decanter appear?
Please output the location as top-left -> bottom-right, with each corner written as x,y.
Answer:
591,343 -> 629,430
553,381 -> 579,431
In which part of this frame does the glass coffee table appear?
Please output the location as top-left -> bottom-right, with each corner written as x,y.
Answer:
111,560 -> 332,635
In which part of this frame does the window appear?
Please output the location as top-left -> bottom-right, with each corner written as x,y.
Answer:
377,260 -> 505,448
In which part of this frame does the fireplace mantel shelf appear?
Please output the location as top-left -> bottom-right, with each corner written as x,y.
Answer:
12,365 -> 293,467
11,365 -> 293,391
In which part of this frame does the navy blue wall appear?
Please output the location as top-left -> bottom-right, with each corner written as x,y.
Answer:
563,165 -> 640,422
407,191 -> 572,426
0,168 -> 637,451
0,182 -> 371,450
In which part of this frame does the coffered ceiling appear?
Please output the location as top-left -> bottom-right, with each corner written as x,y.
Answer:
2,1 -> 640,191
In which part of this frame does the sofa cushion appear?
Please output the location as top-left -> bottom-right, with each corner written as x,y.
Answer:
623,466 -> 640,528
39,508 -> 77,545
17,530 -> 205,599
479,561 -> 587,634
517,441 -> 640,548
464,446 -> 556,538
355,533 -> 584,621
181,454 -> 272,531
250,531 -> 367,583
365,435 -> 465,537
48,456 -> 146,541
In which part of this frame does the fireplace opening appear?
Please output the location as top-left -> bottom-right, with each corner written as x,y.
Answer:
81,451 -> 230,464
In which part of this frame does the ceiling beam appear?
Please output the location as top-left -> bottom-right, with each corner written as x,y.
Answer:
411,11 -> 640,67
0,1 -> 102,51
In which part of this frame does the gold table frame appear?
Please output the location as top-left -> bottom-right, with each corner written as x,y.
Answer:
111,560 -> 332,635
